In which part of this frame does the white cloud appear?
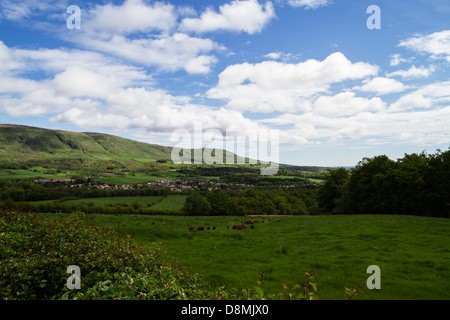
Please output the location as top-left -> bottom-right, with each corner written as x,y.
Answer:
52,66 -> 124,99
208,52 -> 379,112
0,41 -> 23,71
399,30 -> 450,62
179,0 -> 275,34
262,99 -> 450,147
263,51 -> 302,62
0,0 -> 67,21
10,46 -> 153,86
389,54 -> 409,66
388,80 -> 450,115
314,92 -> 386,117
355,77 -> 408,95
286,0 -> 331,9
387,65 -> 436,79
74,33 -> 222,74
0,42 -> 265,140
389,92 -> 433,112
86,0 -> 177,34
264,52 -> 281,60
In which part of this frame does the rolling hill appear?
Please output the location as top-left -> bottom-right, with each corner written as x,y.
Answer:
0,124 -> 252,169
0,124 -> 174,168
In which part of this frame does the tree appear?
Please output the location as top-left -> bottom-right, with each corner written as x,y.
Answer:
344,155 -> 397,214
205,189 -> 238,216
394,152 -> 428,215
273,194 -> 292,215
238,189 -> 277,215
317,168 -> 349,213
424,148 -> 450,217
182,191 -> 211,215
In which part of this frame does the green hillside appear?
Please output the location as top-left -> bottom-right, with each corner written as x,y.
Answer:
0,124 -> 263,170
0,124 -> 173,168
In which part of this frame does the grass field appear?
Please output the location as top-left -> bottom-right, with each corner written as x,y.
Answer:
0,167 -> 72,180
60,196 -> 163,206
32,195 -> 187,211
65,213 -> 450,300
150,195 -> 188,211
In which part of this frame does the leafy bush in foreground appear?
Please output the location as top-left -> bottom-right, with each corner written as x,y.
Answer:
1,210 -> 345,300
0,210 -> 212,300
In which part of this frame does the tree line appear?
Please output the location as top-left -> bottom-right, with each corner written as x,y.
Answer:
317,149 -> 449,218
0,182 -> 171,202
182,188 -> 320,216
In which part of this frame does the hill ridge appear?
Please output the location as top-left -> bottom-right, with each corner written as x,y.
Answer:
0,123 -> 174,168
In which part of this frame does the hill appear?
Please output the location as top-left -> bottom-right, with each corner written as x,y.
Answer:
0,124 -> 270,170
0,124 -> 173,168
0,124 -> 330,181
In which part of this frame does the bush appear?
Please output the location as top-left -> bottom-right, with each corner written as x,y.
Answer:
0,210 -> 211,300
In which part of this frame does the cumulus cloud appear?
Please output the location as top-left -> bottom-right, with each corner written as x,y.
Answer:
207,52 -> 379,112
314,92 -> 386,117
261,95 -> 450,146
387,65 -> 436,79
85,0 -> 177,34
74,33 -> 223,74
389,80 -> 450,112
355,77 -> 408,95
0,41 -> 266,141
179,0 -> 275,34
388,92 -> 433,112
54,0 -> 230,74
399,30 -> 450,62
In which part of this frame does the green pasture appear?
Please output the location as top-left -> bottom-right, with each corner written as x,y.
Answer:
150,195 -> 188,211
33,195 -> 188,211
0,167 -> 71,180
60,196 -> 163,206
77,213 -> 450,300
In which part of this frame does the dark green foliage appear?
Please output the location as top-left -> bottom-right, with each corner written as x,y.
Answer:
0,210 -> 211,300
317,149 -> 450,217
317,168 -> 349,213
345,155 -> 398,214
182,191 -> 211,215
205,189 -> 238,216
238,189 -> 277,215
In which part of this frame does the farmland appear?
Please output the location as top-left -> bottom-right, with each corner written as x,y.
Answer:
66,213 -> 450,300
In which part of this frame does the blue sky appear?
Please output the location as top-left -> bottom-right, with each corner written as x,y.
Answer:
0,0 -> 449,166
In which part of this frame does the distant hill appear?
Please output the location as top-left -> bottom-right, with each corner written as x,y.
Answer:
0,124 -> 254,169
0,124 -> 174,168
0,124 -> 329,175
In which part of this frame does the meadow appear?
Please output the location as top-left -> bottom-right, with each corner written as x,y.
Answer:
69,213 -> 450,300
33,195 -> 188,211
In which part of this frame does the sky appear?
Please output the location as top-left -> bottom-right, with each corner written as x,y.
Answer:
0,0 -> 449,167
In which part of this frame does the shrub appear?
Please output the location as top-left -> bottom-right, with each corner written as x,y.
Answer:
0,210 -> 210,300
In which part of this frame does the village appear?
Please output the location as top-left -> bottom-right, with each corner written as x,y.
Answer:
32,177 -> 256,192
